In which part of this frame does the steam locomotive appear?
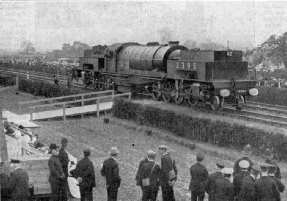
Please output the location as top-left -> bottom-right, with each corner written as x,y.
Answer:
73,41 -> 258,110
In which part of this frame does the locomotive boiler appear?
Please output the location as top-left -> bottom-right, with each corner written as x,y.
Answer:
75,41 -> 258,110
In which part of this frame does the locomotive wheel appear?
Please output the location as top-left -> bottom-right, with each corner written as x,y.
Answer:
211,96 -> 221,110
162,82 -> 174,102
186,94 -> 198,106
175,94 -> 184,105
151,83 -> 161,101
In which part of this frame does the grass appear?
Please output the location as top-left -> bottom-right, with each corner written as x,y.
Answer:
1,86 -> 286,201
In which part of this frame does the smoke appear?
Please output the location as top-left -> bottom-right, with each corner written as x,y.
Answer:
158,27 -> 173,44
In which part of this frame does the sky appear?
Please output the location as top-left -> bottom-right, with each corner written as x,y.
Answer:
0,0 -> 287,52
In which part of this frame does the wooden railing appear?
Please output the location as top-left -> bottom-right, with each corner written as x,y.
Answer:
19,90 -> 114,114
19,91 -> 131,121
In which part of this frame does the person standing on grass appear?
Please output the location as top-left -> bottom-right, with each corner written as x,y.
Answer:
135,152 -> 149,197
254,163 -> 280,201
233,144 -> 253,175
214,168 -> 234,201
268,165 -> 285,193
237,164 -> 261,201
140,150 -> 161,201
101,147 -> 121,201
54,75 -> 60,86
205,159 -> 225,201
263,149 -> 282,180
71,149 -> 96,201
233,160 -> 250,200
58,138 -> 69,201
189,152 -> 209,201
158,145 -> 178,201
48,143 -> 65,201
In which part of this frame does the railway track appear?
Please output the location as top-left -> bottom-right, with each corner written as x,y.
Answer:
1,67 -> 287,128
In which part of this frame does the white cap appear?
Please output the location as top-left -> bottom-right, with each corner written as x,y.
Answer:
239,160 -> 250,169
222,168 -> 234,175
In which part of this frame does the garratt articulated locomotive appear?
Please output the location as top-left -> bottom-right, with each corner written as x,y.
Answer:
74,41 -> 258,110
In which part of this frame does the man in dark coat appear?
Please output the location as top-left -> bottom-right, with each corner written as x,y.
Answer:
233,160 -> 251,200
101,147 -> 121,201
263,149 -> 282,180
140,150 -> 161,201
237,164 -> 261,201
135,154 -> 149,193
254,163 -> 280,201
189,152 -> 209,201
1,171 -> 10,201
58,138 -> 69,201
214,168 -> 234,201
48,143 -> 65,201
7,159 -> 30,201
158,145 -> 178,201
72,149 -> 96,201
268,165 -> 285,193
233,144 -> 253,175
205,159 -> 224,201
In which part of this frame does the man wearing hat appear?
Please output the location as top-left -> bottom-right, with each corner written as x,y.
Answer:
158,145 -> 178,201
189,152 -> 209,201
268,165 -> 285,193
254,163 -> 280,201
7,159 -> 31,201
101,147 -> 121,201
214,168 -> 234,201
58,137 -> 69,201
237,164 -> 261,201
233,145 -> 253,175
233,160 -> 251,199
205,159 -> 225,201
48,143 -> 65,201
72,149 -> 96,201
140,150 -> 161,201
263,148 -> 281,180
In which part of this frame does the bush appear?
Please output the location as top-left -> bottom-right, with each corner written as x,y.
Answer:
113,99 -> 287,161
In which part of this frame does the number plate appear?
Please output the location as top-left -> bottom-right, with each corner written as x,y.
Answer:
175,61 -> 197,71
237,90 -> 246,93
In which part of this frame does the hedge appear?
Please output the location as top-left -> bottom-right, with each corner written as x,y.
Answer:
247,86 -> 287,106
113,99 -> 287,161
18,78 -> 83,98
0,75 -> 16,86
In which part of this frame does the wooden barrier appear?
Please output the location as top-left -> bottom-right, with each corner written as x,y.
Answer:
19,91 -> 131,120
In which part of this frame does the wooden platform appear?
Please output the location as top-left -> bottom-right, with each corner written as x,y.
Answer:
30,101 -> 113,120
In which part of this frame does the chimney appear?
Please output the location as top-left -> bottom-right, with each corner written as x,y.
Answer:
146,42 -> 159,46
168,41 -> 179,46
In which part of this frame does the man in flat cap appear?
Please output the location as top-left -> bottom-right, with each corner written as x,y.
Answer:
234,145 -> 253,175
233,160 -> 251,200
263,148 -> 281,180
189,152 -> 209,201
205,159 -> 225,201
72,149 -> 96,201
158,145 -> 178,201
238,164 -> 261,201
268,165 -> 285,194
48,143 -> 65,201
7,159 -> 31,201
101,147 -> 121,201
254,163 -> 280,201
140,150 -> 161,201
214,168 -> 234,201
58,137 -> 69,201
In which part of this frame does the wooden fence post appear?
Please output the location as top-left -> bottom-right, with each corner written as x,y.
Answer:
128,93 -> 131,100
97,98 -> 100,117
81,95 -> 84,118
29,108 -> 33,121
63,104 -> 66,121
